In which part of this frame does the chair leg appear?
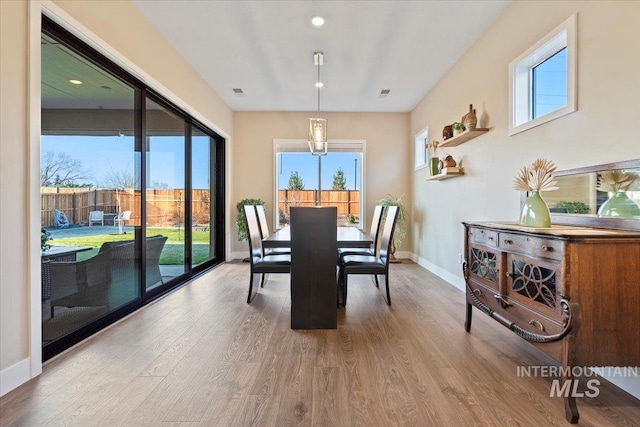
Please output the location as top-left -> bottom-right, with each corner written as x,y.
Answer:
382,272 -> 391,306
260,274 -> 266,288
343,274 -> 349,307
373,274 -> 379,288
247,271 -> 260,303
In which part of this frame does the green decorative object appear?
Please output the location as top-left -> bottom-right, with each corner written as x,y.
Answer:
429,157 -> 440,176
597,191 -> 640,218
519,191 -> 551,228
236,198 -> 266,242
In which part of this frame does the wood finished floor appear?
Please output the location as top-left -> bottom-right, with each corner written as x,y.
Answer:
1,260 -> 639,426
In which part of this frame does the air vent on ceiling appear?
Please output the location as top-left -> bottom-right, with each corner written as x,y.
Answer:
232,88 -> 245,97
379,89 -> 391,97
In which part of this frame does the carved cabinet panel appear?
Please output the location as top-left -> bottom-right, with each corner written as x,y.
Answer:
463,221 -> 640,424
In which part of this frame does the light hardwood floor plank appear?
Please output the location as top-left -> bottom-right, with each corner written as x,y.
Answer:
1,260 -> 638,427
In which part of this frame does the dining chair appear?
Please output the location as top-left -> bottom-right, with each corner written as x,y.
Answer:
338,205 -> 399,306
244,205 -> 291,303
256,204 -> 290,256
337,205 -> 384,284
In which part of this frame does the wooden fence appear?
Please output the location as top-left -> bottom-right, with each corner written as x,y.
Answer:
41,188 -> 211,228
278,190 -> 360,217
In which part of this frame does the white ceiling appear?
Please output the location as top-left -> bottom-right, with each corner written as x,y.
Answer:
131,0 -> 510,113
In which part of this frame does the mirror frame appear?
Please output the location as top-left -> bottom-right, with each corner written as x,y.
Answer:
525,159 -> 640,231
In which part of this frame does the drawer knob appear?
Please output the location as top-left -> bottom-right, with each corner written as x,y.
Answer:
493,294 -> 512,308
503,239 -> 512,244
529,319 -> 545,332
542,245 -> 554,252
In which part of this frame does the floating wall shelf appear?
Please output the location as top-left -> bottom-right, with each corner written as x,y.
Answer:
439,128 -> 489,148
425,170 -> 465,181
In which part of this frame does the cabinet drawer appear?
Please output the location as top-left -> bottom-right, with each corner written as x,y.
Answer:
498,232 -> 564,261
507,299 -> 564,337
469,227 -> 498,248
466,280 -> 506,315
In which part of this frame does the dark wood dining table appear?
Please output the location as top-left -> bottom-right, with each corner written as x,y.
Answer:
262,226 -> 372,249
263,224 -> 372,329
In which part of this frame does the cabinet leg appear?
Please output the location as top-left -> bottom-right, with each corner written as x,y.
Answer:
465,302 -> 472,332
564,395 -> 579,424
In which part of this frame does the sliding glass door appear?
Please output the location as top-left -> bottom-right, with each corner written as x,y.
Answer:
41,16 -> 226,360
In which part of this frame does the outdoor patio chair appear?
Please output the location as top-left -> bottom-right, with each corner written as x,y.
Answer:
338,205 -> 399,306
114,210 -> 131,227
49,251 -> 112,316
88,210 -> 104,226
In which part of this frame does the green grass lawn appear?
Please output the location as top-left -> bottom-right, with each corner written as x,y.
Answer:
50,228 -> 211,265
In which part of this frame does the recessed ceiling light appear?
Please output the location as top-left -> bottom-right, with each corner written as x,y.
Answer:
315,82 -> 324,88
69,79 -> 82,85
311,16 -> 324,27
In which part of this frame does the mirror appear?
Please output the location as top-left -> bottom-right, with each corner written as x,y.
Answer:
538,159 -> 640,230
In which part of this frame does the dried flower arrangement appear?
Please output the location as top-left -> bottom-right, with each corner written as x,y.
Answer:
427,140 -> 439,159
597,170 -> 637,192
513,158 -> 558,192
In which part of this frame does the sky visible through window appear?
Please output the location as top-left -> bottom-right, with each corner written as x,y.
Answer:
532,47 -> 567,119
41,135 -> 211,189
278,152 -> 361,190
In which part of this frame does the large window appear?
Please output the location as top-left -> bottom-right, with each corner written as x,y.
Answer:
509,14 -> 577,135
274,140 -> 364,229
40,16 -> 225,359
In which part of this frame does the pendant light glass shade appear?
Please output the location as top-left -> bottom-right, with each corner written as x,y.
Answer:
308,118 -> 327,155
309,52 -> 327,156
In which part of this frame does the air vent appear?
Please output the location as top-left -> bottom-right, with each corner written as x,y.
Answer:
232,88 -> 245,95
380,89 -> 391,97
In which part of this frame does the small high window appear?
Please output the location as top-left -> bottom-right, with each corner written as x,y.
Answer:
509,14 -> 577,135
414,126 -> 429,170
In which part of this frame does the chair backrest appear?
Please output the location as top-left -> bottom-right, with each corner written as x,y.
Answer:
89,210 -> 104,220
146,235 -> 168,286
255,204 -> 270,238
369,205 -> 384,250
243,205 -> 263,263
379,206 -> 399,263
122,211 -> 132,220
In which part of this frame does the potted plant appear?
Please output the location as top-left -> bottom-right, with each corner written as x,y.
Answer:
451,122 -> 466,136
236,198 -> 265,260
41,228 -> 52,252
378,194 -> 407,262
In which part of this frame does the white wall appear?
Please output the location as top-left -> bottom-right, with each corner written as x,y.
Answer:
410,0 -> 640,398
232,112 -> 410,255
0,0 -> 233,395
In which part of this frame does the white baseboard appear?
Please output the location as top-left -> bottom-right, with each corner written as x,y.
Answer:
231,251 -> 249,260
0,358 -> 31,396
411,253 -> 465,292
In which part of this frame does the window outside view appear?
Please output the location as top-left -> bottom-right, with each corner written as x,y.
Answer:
277,151 -> 362,228
532,47 -> 567,119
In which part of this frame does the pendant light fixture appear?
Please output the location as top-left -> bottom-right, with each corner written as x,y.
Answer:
308,52 -> 327,156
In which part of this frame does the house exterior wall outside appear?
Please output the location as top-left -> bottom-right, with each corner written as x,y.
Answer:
0,0 -> 233,389
410,0 -> 640,397
232,112 -> 410,255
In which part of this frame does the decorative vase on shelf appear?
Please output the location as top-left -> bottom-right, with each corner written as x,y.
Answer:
463,104 -> 477,131
519,191 -> 551,228
429,157 -> 440,176
442,125 -> 453,140
597,191 -> 640,217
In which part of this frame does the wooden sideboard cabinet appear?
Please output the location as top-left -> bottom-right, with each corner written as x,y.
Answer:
463,221 -> 640,424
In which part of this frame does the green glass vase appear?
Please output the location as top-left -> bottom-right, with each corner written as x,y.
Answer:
597,191 -> 640,217
519,191 -> 551,228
